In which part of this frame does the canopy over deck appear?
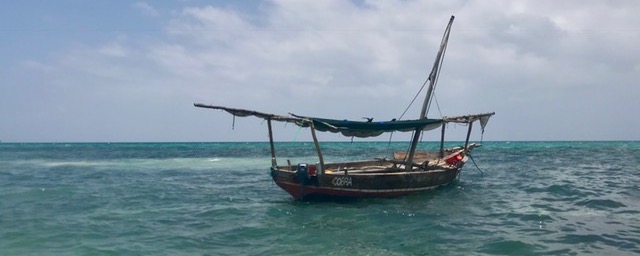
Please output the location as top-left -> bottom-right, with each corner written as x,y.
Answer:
194,103 -> 494,138
443,112 -> 495,130
193,103 -> 301,123
291,114 -> 443,138
194,103 -> 449,138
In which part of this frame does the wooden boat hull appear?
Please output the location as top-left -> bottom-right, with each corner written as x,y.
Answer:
270,164 -> 463,200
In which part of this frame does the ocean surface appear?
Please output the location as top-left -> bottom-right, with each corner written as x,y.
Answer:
1,141 -> 639,255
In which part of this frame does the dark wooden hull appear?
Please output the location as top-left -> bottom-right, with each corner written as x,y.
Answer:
270,164 -> 463,200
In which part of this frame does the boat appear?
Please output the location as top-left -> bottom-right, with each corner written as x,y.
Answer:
194,16 -> 494,200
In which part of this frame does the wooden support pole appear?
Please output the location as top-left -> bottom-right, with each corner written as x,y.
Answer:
464,121 -> 473,150
406,129 -> 421,171
308,120 -> 325,170
440,122 -> 446,158
267,119 -> 277,168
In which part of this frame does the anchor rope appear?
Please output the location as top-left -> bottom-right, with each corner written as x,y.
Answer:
468,153 -> 484,175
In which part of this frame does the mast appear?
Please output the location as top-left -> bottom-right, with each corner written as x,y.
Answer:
406,16 -> 455,170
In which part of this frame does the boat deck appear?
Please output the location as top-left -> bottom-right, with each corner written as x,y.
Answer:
276,149 -> 465,175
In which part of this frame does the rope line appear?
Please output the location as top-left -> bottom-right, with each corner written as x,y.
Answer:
398,78 -> 430,120
468,153 -> 484,175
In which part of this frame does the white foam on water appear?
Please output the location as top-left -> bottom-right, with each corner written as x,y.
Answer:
20,157 -> 277,172
3,155 -> 355,174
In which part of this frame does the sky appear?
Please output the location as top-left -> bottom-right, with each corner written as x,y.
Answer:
1,0 -> 639,142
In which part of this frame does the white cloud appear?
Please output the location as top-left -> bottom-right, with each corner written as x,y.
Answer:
4,0 -> 640,142
97,40 -> 129,57
20,60 -> 55,73
134,2 -> 159,17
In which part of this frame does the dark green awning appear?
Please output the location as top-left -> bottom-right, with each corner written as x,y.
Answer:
292,115 -> 443,138
194,103 -> 451,138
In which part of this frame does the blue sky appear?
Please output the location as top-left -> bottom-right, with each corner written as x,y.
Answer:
1,0 -> 639,142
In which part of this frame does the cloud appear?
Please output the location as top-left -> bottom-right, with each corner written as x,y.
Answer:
3,0 -> 640,142
133,2 -> 159,17
160,0 -> 640,141
97,39 -> 130,58
158,2 -> 464,115
20,60 -> 55,73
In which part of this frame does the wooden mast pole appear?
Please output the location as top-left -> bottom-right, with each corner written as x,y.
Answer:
267,118 -> 277,168
406,16 -> 455,170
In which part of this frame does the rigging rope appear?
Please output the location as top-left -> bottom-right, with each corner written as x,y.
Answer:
432,92 -> 443,118
388,76 -> 430,145
292,125 -> 302,142
399,78 -> 430,120
468,153 -> 484,175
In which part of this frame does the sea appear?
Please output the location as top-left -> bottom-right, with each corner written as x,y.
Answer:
1,141 -> 639,255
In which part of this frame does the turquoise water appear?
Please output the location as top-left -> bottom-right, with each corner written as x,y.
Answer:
1,141 -> 639,255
